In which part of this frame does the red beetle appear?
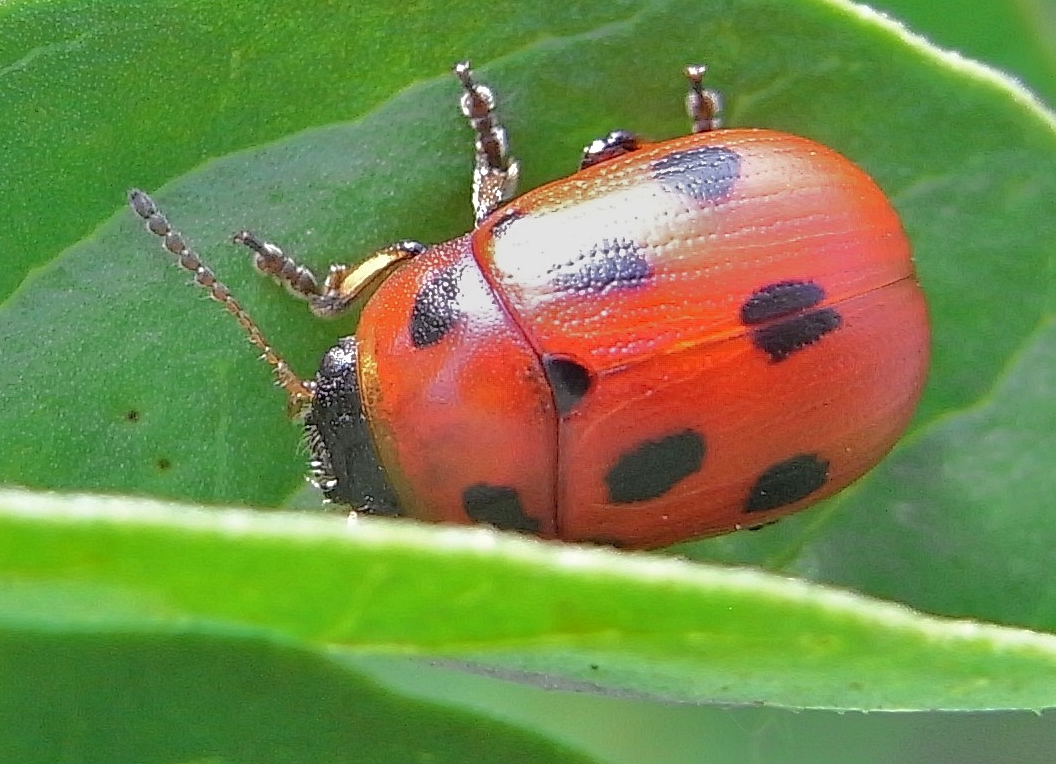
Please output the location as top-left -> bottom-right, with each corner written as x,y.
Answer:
131,62 -> 928,548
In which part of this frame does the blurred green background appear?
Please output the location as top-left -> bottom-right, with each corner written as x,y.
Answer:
365,1 -> 1056,762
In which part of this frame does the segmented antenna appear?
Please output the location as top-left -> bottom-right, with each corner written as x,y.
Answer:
128,189 -> 315,412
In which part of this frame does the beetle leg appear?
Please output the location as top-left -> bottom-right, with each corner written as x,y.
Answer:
234,231 -> 425,318
578,64 -> 723,170
311,240 -> 427,317
233,230 -> 322,300
684,64 -> 723,133
454,61 -> 520,224
579,129 -> 641,170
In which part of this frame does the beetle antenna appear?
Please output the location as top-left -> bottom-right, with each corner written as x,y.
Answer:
128,189 -> 315,413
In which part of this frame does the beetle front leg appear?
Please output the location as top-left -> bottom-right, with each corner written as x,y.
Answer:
234,231 -> 425,318
454,61 -> 520,224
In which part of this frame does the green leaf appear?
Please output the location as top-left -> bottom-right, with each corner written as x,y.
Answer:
3,0 -> 1056,726
0,626 -> 598,764
5,489 -> 1056,713
871,0 -> 1056,106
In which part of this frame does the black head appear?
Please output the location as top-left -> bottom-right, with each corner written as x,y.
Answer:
304,337 -> 402,515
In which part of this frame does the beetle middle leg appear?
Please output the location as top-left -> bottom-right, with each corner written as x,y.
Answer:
684,64 -> 723,134
454,61 -> 520,224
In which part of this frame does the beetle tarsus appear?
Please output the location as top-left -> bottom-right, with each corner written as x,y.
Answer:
454,60 -> 520,223
685,64 -> 723,134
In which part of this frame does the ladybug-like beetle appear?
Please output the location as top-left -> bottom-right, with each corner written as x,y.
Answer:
131,63 -> 929,548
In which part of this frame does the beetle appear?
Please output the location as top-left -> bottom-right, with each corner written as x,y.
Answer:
130,62 -> 929,548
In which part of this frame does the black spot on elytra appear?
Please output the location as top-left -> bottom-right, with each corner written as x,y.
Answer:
156,457 -> 172,471
549,238 -> 651,293
124,410 -> 140,423
745,454 -> 829,513
605,429 -> 706,504
751,308 -> 842,362
543,355 -> 593,415
580,536 -> 628,549
409,265 -> 462,347
463,484 -> 540,532
651,145 -> 741,202
741,281 -> 826,325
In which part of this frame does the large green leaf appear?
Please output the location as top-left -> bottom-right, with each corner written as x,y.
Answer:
6,489 -> 1056,712
2,0 -> 1056,746
874,0 -> 1056,106
0,626 -> 598,764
